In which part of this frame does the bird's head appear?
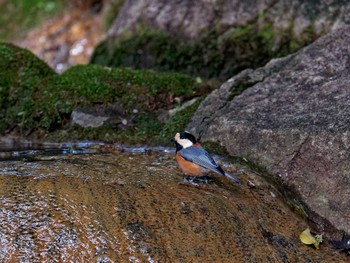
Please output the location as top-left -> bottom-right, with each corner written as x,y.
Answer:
172,131 -> 197,150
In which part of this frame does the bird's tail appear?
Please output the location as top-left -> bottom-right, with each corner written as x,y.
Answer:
224,172 -> 241,183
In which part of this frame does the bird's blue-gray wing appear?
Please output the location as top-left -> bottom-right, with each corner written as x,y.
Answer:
180,146 -> 241,183
179,147 -> 224,175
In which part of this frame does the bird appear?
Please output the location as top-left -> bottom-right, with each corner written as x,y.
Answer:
171,131 -> 240,184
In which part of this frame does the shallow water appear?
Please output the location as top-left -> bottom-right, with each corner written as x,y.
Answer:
0,142 -> 348,262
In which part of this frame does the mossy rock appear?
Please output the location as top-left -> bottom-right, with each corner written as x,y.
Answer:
0,42 -> 56,132
0,43 -> 204,144
102,0 -> 125,30
34,65 -> 198,139
159,99 -> 202,143
91,23 -> 315,81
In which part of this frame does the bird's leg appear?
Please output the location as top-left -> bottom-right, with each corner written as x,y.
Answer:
196,176 -> 209,184
183,175 -> 210,185
183,175 -> 199,186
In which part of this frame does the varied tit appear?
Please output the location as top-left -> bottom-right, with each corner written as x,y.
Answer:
171,131 -> 240,183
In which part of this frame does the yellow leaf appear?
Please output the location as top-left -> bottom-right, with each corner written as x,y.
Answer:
300,228 -> 320,249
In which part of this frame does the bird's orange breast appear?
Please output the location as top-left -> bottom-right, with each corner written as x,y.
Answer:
176,152 -> 204,176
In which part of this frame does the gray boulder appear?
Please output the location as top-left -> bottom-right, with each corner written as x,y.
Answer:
71,103 -> 132,129
108,0 -> 350,39
93,0 -> 350,80
188,26 -> 350,237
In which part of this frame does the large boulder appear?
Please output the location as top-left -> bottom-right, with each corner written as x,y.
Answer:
107,0 -> 350,39
0,149 -> 348,261
92,0 -> 350,80
188,26 -> 350,237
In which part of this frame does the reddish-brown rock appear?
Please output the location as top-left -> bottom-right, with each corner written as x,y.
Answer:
0,148 -> 347,261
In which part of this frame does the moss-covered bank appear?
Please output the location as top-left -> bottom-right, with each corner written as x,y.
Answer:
0,43 -> 207,144
91,22 -> 316,81
0,43 -> 56,132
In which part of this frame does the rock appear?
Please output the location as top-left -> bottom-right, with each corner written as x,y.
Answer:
71,104 -> 130,129
188,26 -> 350,237
168,97 -> 199,118
92,0 -> 350,79
71,109 -> 109,128
107,0 -> 350,39
0,149 -> 348,261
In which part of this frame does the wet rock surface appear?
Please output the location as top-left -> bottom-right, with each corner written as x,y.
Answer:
188,26 -> 350,238
0,147 -> 348,262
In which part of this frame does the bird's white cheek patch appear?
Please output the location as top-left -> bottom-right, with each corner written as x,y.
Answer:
177,139 -> 193,148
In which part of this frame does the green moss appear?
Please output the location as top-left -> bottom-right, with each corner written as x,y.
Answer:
159,99 -> 202,144
227,78 -> 260,101
59,64 -> 195,97
47,124 -> 149,144
258,22 -> 275,48
50,97 -> 203,144
92,29 -> 183,73
277,17 -> 318,56
90,27 -> 238,80
0,43 -> 56,132
0,44 -> 200,144
102,0 -> 125,30
199,141 -> 231,157
28,64 -> 195,133
289,24 -> 317,53
91,21 -> 312,81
